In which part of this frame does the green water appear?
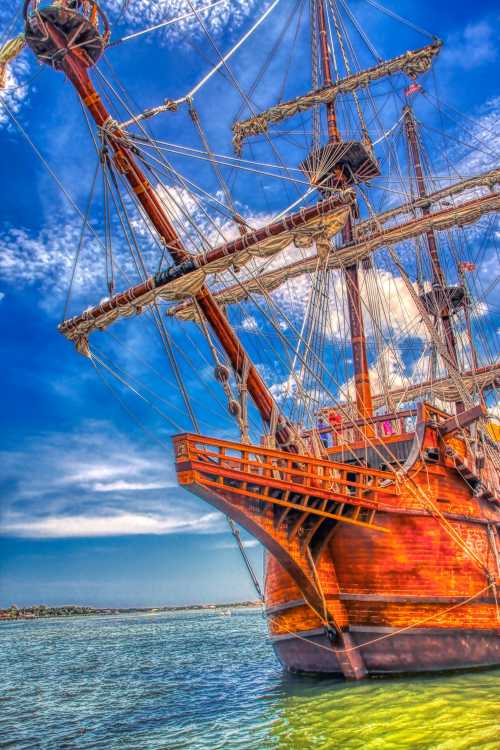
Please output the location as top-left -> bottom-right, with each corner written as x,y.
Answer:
1,609 -> 498,749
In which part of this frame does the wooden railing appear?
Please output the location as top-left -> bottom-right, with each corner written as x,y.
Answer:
309,409 -> 417,449
174,433 -> 398,507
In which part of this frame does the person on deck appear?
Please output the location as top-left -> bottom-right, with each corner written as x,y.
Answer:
382,418 -> 394,436
317,415 -> 329,448
328,410 -> 342,444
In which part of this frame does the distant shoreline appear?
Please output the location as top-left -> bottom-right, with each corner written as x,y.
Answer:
0,601 -> 261,621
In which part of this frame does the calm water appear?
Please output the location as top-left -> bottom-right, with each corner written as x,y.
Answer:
1,610 -> 498,749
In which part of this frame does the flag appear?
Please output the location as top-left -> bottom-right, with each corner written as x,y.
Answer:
405,82 -> 422,97
458,261 -> 476,272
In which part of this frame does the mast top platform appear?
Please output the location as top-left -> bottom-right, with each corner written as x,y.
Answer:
300,141 -> 380,194
419,285 -> 468,316
24,1 -> 109,69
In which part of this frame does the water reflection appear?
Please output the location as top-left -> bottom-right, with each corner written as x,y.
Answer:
258,669 -> 500,750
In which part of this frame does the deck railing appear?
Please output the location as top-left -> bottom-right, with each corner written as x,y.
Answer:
309,409 -> 417,449
174,433 -> 399,507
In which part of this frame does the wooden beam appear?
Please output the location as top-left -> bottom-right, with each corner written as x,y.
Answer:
187,472 -> 390,532
438,404 -> 486,436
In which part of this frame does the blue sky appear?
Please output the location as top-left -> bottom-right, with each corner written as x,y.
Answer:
0,0 -> 499,607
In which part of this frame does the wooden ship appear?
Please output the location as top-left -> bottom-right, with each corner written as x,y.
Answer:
3,0 -> 499,677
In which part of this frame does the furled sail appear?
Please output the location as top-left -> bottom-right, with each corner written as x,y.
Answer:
371,364 -> 500,409
59,194 -> 352,342
355,168 -> 500,238
232,41 -> 442,154
170,186 -> 500,321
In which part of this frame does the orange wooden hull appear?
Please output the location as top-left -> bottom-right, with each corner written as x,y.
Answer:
174,409 -> 500,677
265,504 -> 500,674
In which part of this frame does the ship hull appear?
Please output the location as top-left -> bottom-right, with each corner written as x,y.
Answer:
264,495 -> 500,676
174,426 -> 500,679
271,627 -> 500,675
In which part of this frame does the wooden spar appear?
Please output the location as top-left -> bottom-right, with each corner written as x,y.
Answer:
159,194 -> 351,270
403,104 -> 464,413
169,191 -> 500,319
58,193 -> 351,337
37,21 -> 283,435
308,1 -> 370,679
371,363 -> 500,408
343,231 -> 374,422
316,0 -> 374,424
231,41 -> 443,153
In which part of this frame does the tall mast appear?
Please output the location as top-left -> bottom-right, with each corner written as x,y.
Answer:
23,4 -> 296,445
403,104 -> 464,413
315,0 -> 374,422
316,0 -> 339,142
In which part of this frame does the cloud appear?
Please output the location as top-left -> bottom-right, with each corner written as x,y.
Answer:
3,510 -> 221,539
92,480 -> 173,492
270,264 -> 426,343
0,421 -> 227,539
0,56 -> 30,127
214,538 -> 259,549
0,205 -> 160,313
241,315 -> 258,331
443,20 -> 497,71
451,95 -> 500,177
106,0 -> 258,45
0,2 -> 33,128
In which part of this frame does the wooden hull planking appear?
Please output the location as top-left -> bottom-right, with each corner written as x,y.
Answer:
174,403 -> 500,678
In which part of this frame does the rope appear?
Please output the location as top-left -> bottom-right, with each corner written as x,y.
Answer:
118,0 -> 282,128
363,0 -> 436,41
109,0 -> 227,46
270,582 -> 497,655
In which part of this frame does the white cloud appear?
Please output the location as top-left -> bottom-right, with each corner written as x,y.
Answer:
0,57 -> 30,126
107,0 -> 258,46
443,21 -> 497,71
0,421 -> 227,539
214,537 -> 259,549
340,345 -> 411,404
92,480 -> 173,492
270,263 -> 426,343
0,219 -> 101,296
2,510 -> 221,538
452,96 -> 500,176
241,315 -> 258,331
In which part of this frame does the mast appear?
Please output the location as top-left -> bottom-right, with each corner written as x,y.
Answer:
403,103 -> 464,413
23,4 -> 293,444
315,0 -> 374,422
316,0 -> 340,142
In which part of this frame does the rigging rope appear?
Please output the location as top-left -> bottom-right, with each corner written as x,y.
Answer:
109,0 -> 227,46
363,0 -> 436,41
118,0 -> 282,128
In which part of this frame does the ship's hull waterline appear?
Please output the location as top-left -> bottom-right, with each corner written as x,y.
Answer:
271,628 -> 500,675
265,536 -> 500,677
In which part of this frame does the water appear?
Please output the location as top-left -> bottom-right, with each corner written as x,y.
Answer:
1,610 -> 498,749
